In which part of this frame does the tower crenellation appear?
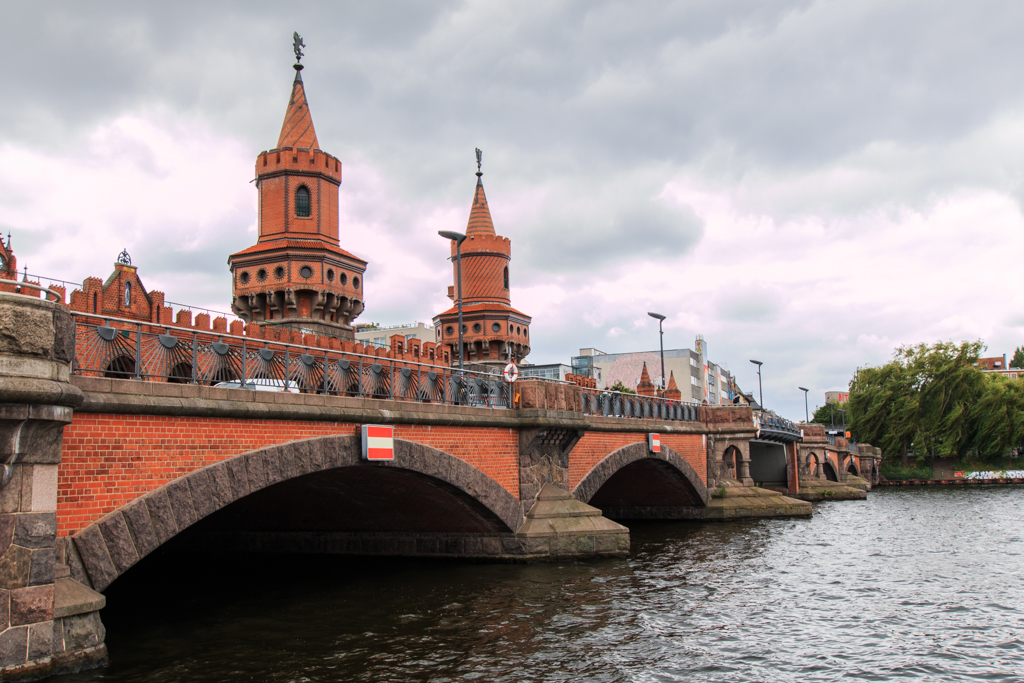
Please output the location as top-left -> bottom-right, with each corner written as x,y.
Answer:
228,36 -> 366,339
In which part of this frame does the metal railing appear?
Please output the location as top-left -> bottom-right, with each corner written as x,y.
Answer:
580,388 -> 700,422
70,313 -> 510,408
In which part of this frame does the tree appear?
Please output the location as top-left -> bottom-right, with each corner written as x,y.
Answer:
969,374 -> 1024,459
847,340 -> 987,466
811,402 -> 846,426
608,380 -> 636,394
1011,347 -> 1024,369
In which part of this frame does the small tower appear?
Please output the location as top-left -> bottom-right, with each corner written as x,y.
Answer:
636,362 -> 656,397
0,234 -> 16,281
664,371 -> 681,401
433,151 -> 532,368
228,34 -> 367,338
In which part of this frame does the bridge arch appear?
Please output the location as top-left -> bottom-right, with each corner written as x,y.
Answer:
823,459 -> 840,482
69,435 -> 523,591
572,441 -> 709,512
846,458 -> 861,477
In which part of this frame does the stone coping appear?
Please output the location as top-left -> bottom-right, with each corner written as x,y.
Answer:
68,375 -> 750,434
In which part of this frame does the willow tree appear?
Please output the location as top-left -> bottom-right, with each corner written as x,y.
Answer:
969,374 -> 1024,458
910,341 -> 986,458
848,359 -> 920,467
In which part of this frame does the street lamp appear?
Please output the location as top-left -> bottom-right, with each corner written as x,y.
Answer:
749,360 -> 763,412
438,230 -> 468,371
647,312 -> 666,390
837,408 -> 846,431
798,386 -> 810,424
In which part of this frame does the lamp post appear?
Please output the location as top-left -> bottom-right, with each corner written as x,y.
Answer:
647,312 -> 666,390
837,408 -> 846,431
798,386 -> 810,424
749,360 -> 763,412
438,230 -> 468,371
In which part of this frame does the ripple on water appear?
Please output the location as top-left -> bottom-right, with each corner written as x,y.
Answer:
53,486 -> 1024,683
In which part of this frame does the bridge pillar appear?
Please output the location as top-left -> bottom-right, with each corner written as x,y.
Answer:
0,293 -> 106,678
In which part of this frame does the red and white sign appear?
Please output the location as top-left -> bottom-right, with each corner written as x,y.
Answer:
648,433 -> 661,453
361,424 -> 394,460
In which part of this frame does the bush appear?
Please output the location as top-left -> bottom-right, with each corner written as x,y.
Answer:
880,461 -> 933,480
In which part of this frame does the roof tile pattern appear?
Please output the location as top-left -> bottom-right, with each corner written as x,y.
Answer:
277,75 -> 319,150
466,179 -> 496,237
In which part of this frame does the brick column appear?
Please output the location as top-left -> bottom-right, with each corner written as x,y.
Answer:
0,292 -> 102,678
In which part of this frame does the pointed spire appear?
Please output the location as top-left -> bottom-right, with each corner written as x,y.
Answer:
636,362 -> 656,397
466,148 -> 495,237
665,371 -> 681,401
277,33 -> 319,150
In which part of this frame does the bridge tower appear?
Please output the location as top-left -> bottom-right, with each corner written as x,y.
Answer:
228,40 -> 367,339
433,157 -> 532,368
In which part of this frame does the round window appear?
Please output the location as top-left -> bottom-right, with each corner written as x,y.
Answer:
516,326 -> 521,335
340,273 -> 348,286
524,328 -> 528,337
491,322 -> 501,333
353,277 -> 360,289
274,266 -> 285,279
462,324 -> 467,333
256,269 -> 267,282
240,271 -> 250,284
445,326 -> 454,337
326,269 -> 334,282
473,323 -> 482,333
299,265 -> 313,278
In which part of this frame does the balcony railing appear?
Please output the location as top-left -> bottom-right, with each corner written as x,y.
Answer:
70,313 -> 510,408
755,410 -> 803,443
580,388 -> 700,422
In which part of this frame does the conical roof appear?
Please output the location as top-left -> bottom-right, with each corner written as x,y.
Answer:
277,70 -> 319,150
637,362 -> 656,397
665,371 -> 681,400
466,175 -> 496,237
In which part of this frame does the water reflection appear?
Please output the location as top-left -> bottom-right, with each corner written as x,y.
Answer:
56,487 -> 1024,682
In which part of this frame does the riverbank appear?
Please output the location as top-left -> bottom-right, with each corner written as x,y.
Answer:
877,477 -> 1024,486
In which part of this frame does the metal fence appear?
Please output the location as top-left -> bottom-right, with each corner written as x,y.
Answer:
580,388 -> 700,422
70,313 -> 511,408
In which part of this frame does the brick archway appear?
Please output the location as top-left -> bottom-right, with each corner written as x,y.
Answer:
69,436 -> 524,591
572,441 -> 709,507
846,458 -> 861,477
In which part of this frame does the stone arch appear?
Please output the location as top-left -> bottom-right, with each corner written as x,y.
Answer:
572,441 -> 708,507
823,459 -> 840,482
806,451 -> 821,478
69,435 -> 523,592
722,445 -> 741,480
846,457 -> 861,477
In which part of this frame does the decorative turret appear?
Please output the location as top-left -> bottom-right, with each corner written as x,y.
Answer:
664,371 -> 681,401
636,362 -> 656,397
433,151 -> 532,368
228,34 -> 367,339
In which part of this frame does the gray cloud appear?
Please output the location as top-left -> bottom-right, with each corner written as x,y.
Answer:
4,1 -> 1024,420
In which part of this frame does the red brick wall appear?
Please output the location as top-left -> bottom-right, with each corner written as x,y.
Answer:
58,415 -> 519,537
567,432 -> 705,490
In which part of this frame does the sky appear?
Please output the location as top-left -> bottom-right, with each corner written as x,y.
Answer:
2,1 -> 1024,421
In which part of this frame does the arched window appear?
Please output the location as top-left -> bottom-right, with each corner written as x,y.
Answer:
124,282 -> 131,307
503,266 -> 509,290
295,186 -> 311,217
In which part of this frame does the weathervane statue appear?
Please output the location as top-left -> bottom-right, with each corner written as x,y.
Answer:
475,147 -> 483,175
293,32 -> 305,63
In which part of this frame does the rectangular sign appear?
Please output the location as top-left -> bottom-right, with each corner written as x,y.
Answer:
648,433 -> 661,453
361,424 -> 394,460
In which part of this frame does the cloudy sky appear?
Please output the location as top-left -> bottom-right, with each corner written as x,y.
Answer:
2,1 -> 1024,420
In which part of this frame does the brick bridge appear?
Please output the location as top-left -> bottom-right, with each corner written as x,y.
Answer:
0,292 -> 877,678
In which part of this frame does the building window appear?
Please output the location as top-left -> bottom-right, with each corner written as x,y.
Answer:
326,268 -> 334,282
491,322 -> 501,333
295,186 -> 311,217
503,266 -> 509,289
124,282 -> 131,307
299,265 -> 313,278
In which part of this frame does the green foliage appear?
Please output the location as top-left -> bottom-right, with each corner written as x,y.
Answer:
880,461 -> 933,481
811,402 -> 845,426
1012,347 -> 1024,369
848,340 -> 1024,465
608,381 -> 636,395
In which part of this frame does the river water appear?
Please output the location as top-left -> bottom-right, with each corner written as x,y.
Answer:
58,486 -> 1024,682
